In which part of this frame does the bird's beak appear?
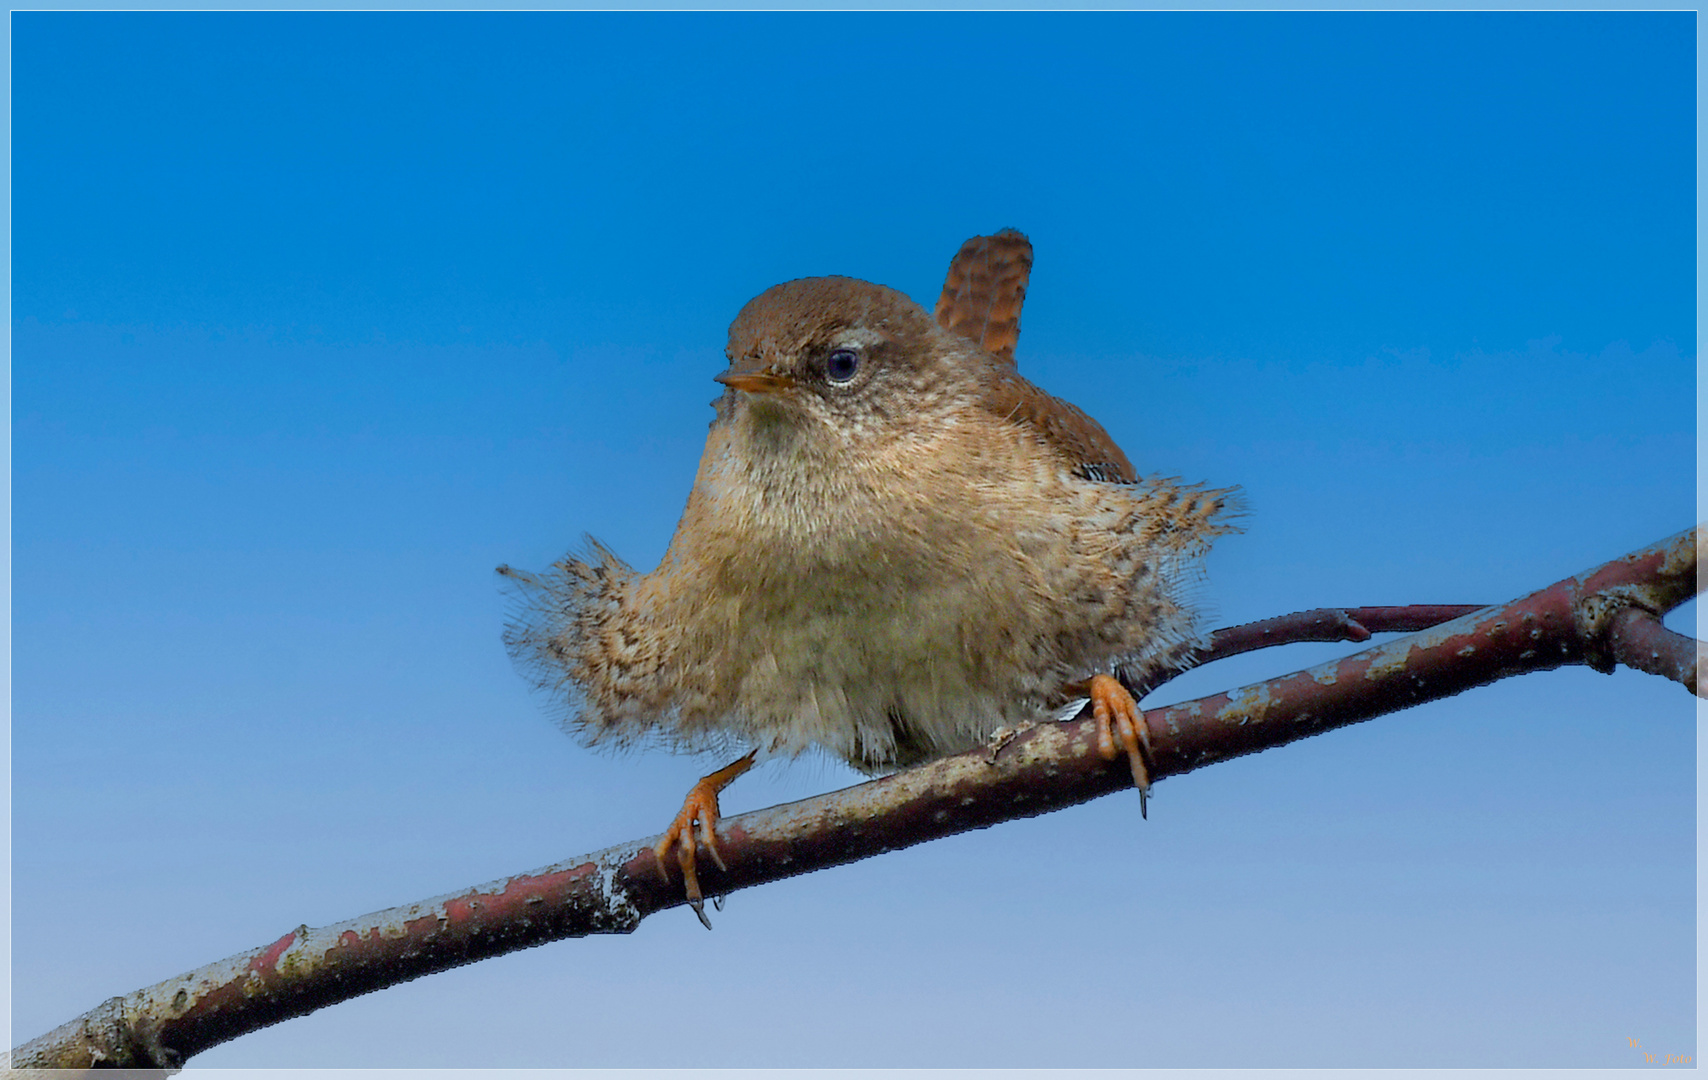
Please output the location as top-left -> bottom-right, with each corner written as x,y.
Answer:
715,370 -> 795,395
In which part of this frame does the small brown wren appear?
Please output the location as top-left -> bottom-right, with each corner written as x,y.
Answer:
500,230 -> 1238,926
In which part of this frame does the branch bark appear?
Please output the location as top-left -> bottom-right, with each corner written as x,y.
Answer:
12,525 -> 1702,1071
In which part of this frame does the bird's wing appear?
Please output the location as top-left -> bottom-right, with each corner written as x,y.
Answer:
980,367 -> 1138,485
934,229 -> 1032,366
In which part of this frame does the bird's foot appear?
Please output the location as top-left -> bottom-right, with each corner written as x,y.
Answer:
653,750 -> 757,929
1089,673 -> 1153,818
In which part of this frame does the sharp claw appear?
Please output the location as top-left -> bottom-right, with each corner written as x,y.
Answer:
690,897 -> 713,931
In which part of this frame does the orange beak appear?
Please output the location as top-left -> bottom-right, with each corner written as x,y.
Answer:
714,370 -> 795,395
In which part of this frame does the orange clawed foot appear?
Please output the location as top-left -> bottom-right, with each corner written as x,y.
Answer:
1089,673 -> 1154,818
653,750 -> 757,929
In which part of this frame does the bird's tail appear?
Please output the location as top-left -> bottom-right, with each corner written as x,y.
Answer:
934,228 -> 1032,365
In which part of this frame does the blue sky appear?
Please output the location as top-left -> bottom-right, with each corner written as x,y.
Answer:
11,12 -> 1696,1069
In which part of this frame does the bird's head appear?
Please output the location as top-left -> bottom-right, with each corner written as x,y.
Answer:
718,276 -> 976,446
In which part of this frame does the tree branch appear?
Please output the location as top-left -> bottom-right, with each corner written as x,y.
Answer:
12,525 -> 1701,1070
1199,604 -> 1489,662
1607,606 -> 1703,696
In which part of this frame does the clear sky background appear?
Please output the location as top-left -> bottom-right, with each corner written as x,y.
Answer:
12,11 -> 1697,1070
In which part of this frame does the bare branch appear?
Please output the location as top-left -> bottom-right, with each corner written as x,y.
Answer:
11,525 -> 1700,1071
1198,604 -> 1489,662
1608,606 -> 1704,697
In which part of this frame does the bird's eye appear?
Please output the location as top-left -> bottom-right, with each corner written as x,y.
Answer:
826,347 -> 861,384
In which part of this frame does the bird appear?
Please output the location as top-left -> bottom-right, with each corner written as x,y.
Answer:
499,229 -> 1238,926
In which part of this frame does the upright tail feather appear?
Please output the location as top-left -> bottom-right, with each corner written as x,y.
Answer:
934,228 -> 1033,365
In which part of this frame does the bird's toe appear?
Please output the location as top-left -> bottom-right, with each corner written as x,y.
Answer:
1089,673 -> 1153,817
